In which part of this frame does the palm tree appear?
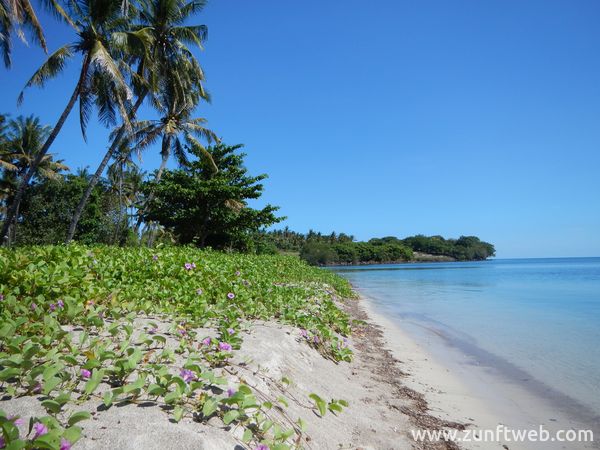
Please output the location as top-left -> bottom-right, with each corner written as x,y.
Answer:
106,141 -> 141,243
130,89 -> 218,233
0,0 -> 75,67
65,0 -> 210,243
0,0 -> 146,245
0,115 -> 68,244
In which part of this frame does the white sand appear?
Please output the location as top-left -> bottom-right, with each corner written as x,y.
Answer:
2,296 -> 597,449
360,295 -> 599,450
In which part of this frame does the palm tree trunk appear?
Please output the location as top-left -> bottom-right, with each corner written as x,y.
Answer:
133,136 -> 171,234
66,93 -> 146,243
0,54 -> 91,246
9,200 -> 20,245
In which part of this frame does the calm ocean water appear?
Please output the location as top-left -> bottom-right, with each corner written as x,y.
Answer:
332,257 -> 600,416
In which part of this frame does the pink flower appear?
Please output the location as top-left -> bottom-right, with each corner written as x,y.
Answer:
235,270 -> 241,276
180,368 -> 196,383
227,293 -> 235,300
218,342 -> 232,352
227,328 -> 235,335
49,303 -> 56,311
184,263 -> 193,270
196,288 -> 203,295
60,438 -> 72,450
8,415 -> 23,426
201,337 -> 211,346
300,329 -> 308,338
31,302 -> 37,310
191,263 -> 197,269
80,369 -> 91,379
32,422 -> 48,438
152,255 -> 158,261
226,388 -> 236,397
177,328 -> 187,336
255,445 -> 269,450
57,299 -> 64,308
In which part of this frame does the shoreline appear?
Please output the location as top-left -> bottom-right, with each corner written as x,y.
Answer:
356,292 -> 599,449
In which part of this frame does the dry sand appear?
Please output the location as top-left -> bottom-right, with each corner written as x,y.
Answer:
2,295 -> 598,449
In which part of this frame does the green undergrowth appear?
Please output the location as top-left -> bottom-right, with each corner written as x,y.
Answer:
0,245 -> 357,449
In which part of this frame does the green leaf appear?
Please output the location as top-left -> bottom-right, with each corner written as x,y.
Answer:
238,384 -> 252,395
147,384 -> 166,396
222,410 -> 239,425
41,399 -> 62,414
84,368 -> 105,395
328,402 -> 343,413
4,439 -> 27,450
152,335 -> 166,344
173,406 -> 184,422
0,368 -> 20,381
42,376 -> 61,395
261,419 -> 273,432
242,428 -> 253,443
202,398 -> 217,417
123,377 -> 145,393
68,411 -> 91,426
309,393 -> 327,417
103,390 -> 113,407
62,426 -> 82,444
164,391 -> 180,404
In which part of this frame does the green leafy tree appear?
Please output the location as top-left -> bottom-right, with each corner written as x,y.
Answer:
15,172 -> 116,244
142,143 -> 283,249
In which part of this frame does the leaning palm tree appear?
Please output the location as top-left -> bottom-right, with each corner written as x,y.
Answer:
0,0 -> 146,245
0,115 -> 68,244
65,0 -> 210,243
0,0 -> 75,67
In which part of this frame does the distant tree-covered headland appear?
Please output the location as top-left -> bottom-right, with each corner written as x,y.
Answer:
259,229 -> 495,266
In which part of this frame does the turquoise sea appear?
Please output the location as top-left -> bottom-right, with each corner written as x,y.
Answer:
332,258 -> 600,419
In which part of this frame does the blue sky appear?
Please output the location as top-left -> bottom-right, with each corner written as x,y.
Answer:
1,0 -> 599,258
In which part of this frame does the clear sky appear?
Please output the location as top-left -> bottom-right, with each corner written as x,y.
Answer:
2,0 -> 599,258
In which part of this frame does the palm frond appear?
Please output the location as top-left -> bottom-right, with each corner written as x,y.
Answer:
19,0 -> 47,51
18,45 -> 73,104
0,159 -> 18,171
171,24 -> 207,50
39,0 -> 78,31
185,133 -> 217,173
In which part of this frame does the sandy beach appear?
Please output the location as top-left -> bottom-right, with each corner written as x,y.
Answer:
359,294 -> 599,450
2,293 -> 598,449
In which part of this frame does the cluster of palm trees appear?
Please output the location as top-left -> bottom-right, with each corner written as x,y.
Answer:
0,0 -> 218,245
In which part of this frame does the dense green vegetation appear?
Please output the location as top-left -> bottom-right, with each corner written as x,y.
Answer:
260,229 -> 495,265
0,245 -> 354,448
0,0 -> 218,245
2,131 -> 280,249
142,143 -> 282,249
